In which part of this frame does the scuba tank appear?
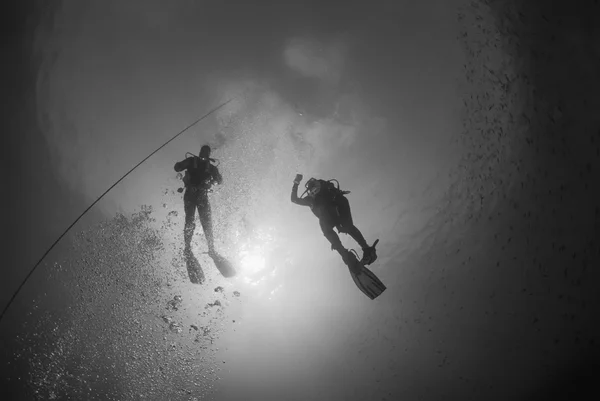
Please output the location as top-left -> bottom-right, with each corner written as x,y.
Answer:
177,152 -> 220,193
301,177 -> 351,199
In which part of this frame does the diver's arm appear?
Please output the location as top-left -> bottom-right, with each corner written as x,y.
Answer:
211,165 -> 223,185
174,158 -> 191,172
291,176 -> 312,207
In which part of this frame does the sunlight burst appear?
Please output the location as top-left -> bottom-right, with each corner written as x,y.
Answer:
235,225 -> 278,286
240,247 -> 267,277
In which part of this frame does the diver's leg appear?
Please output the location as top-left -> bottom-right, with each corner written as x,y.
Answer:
320,219 -> 356,267
197,197 -> 236,276
335,196 -> 368,248
183,190 -> 197,249
198,196 -> 216,254
336,196 -> 377,264
320,219 -> 344,251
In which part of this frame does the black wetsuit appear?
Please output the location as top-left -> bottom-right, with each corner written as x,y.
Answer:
291,181 -> 368,253
174,157 -> 222,251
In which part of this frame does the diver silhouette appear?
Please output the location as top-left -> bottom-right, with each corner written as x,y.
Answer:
290,174 -> 384,299
290,174 -> 378,266
174,145 -> 235,278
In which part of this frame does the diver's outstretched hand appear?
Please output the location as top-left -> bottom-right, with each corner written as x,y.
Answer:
294,174 -> 303,184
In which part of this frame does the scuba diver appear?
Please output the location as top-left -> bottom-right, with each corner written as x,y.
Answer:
174,145 -> 235,278
291,174 -> 385,299
174,145 -> 222,254
291,174 -> 378,266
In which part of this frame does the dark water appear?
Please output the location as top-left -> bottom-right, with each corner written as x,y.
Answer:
2,0 -> 600,400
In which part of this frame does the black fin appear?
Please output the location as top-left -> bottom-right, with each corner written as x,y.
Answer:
208,252 -> 237,278
184,248 -> 205,284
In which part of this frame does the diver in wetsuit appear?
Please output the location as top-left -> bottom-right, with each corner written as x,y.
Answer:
174,145 -> 222,255
291,174 -> 377,267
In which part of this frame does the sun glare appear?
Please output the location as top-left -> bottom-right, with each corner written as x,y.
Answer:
240,247 -> 267,277
235,225 -> 278,286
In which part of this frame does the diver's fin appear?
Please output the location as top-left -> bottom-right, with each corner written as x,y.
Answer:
361,239 -> 379,266
348,263 -> 386,300
184,248 -> 205,284
206,251 -> 237,278
350,264 -> 386,299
